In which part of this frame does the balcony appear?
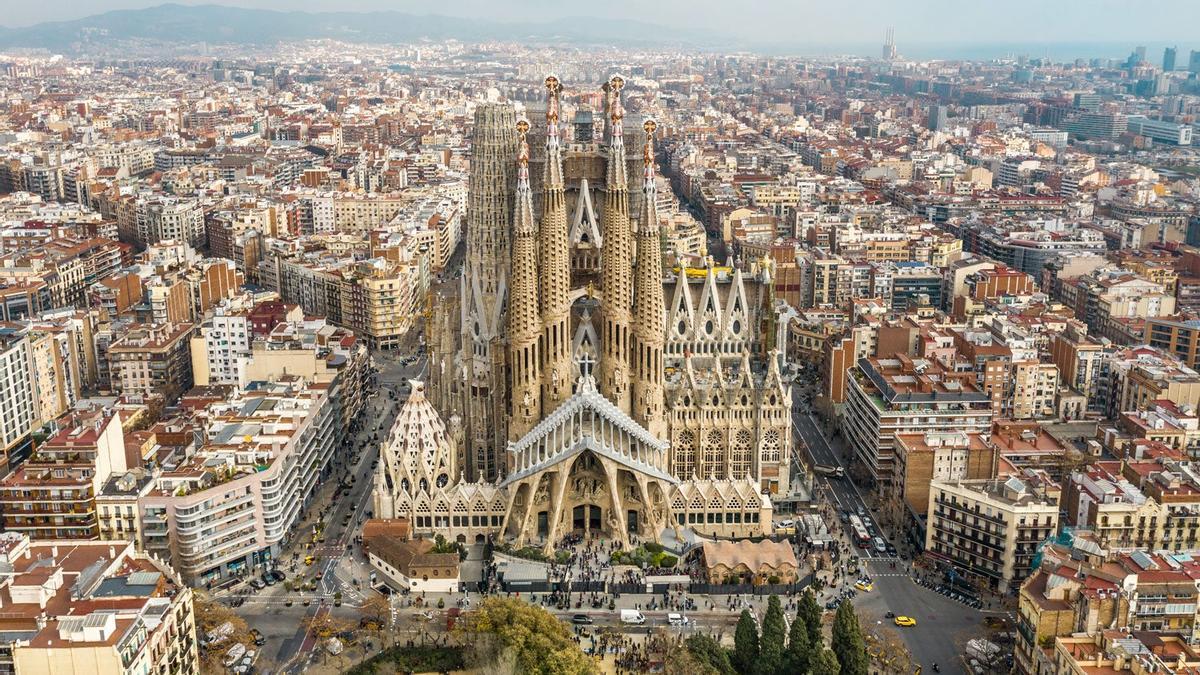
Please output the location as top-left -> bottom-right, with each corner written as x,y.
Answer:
934,496 -> 1006,526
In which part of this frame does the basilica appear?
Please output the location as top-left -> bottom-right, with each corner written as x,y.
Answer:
373,76 -> 793,552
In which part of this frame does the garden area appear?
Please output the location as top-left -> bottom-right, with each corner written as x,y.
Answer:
609,542 -> 678,569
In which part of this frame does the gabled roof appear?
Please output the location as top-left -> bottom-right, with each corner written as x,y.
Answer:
501,376 -> 674,488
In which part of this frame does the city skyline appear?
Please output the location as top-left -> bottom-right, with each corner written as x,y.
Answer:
2,1 -> 1199,60
1,6 -> 1200,673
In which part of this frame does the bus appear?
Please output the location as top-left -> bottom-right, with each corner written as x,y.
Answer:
848,515 -> 871,547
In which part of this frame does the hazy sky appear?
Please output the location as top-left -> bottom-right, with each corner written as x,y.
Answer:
6,0 -> 1200,47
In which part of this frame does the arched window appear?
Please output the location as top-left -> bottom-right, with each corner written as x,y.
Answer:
760,428 -> 781,465
703,429 -> 725,480
731,429 -> 753,479
674,430 -> 696,479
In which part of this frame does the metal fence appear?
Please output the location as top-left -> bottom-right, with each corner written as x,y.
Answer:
689,580 -> 812,596
498,574 -> 813,597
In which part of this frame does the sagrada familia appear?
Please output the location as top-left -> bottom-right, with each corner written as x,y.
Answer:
373,76 -> 793,552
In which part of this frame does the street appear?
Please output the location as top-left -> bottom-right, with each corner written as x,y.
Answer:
215,349 -> 431,673
788,370 -> 1000,670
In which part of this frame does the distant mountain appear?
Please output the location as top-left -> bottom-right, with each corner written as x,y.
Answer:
0,3 -> 708,52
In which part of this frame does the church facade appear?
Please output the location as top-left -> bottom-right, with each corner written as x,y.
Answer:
373,76 -> 792,551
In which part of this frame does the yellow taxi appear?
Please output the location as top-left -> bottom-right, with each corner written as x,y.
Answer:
894,616 -> 917,627
854,581 -> 873,592
304,555 -> 315,566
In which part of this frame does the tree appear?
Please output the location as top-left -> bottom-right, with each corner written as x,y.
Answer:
360,593 -> 390,627
873,627 -> 915,674
811,648 -> 841,675
664,635 -> 721,675
759,596 -> 786,675
798,590 -> 822,647
831,603 -> 868,675
733,609 -> 760,675
683,634 -> 735,675
786,609 -> 812,674
457,597 -> 596,675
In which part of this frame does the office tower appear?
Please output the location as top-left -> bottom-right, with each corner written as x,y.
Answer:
1189,50 -> 1200,73
1073,93 -> 1102,111
1164,46 -> 1177,72
928,104 -> 948,131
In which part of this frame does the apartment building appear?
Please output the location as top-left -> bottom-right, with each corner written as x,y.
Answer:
1110,347 -> 1200,419
844,355 -> 994,485
966,265 -> 1036,301
0,326 -> 39,470
1147,316 -> 1200,371
1013,538 -> 1130,675
107,322 -> 194,400
1010,361 -> 1060,420
1049,322 -> 1115,413
97,469 -> 155,544
926,473 -> 1060,593
139,380 -> 338,585
1104,400 -> 1200,458
891,431 -> 997,541
115,195 -> 205,249
273,255 -> 420,351
0,408 -> 127,540
190,309 -> 253,386
0,533 -> 197,675
1065,464 -> 1162,551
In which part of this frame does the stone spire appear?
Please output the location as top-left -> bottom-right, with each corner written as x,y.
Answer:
463,103 -> 517,481
540,75 -> 573,410
633,118 -> 667,439
507,119 -> 542,442
598,74 -> 632,413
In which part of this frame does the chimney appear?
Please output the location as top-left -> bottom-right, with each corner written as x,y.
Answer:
107,545 -> 115,560
50,545 -> 57,557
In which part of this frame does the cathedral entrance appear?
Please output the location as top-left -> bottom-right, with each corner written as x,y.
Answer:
537,511 -> 549,537
627,510 -> 639,535
572,505 -> 603,532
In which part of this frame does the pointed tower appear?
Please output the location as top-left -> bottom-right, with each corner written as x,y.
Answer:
633,118 -> 667,439
508,119 -> 542,442
540,76 -> 573,409
462,103 -> 517,481
598,75 -> 633,413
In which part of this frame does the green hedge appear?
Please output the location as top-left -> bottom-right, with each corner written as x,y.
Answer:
610,546 -> 678,570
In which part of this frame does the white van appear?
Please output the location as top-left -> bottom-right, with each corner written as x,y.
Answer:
620,609 -> 646,625
667,613 -> 689,626
873,537 -> 887,554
